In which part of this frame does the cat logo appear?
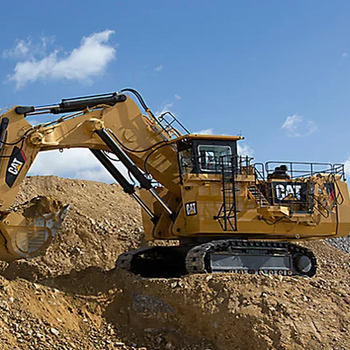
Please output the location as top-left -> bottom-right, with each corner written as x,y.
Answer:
274,183 -> 302,201
272,182 -> 307,204
185,202 -> 197,216
6,147 -> 27,188
8,158 -> 24,175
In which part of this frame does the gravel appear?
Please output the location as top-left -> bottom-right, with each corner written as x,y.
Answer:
327,235 -> 350,254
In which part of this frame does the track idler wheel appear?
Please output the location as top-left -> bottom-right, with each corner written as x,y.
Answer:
292,253 -> 317,277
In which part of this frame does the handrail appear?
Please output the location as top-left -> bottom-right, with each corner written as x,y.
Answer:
253,163 -> 265,181
311,194 -> 330,218
327,173 -> 344,206
157,111 -> 190,138
263,161 -> 344,180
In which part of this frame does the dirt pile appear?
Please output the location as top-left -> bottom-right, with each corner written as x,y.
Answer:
5,176 -> 144,280
0,176 -> 349,350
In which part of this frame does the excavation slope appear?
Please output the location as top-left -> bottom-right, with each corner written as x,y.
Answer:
0,176 -> 349,350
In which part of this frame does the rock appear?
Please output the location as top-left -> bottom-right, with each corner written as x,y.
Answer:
50,328 -> 60,336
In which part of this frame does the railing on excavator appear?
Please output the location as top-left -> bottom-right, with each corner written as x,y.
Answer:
156,111 -> 190,139
263,161 -> 345,181
252,160 -> 345,216
186,155 -> 254,175
190,155 -> 345,217
185,155 -> 345,182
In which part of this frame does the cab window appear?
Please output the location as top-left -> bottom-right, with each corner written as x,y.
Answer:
198,145 -> 232,172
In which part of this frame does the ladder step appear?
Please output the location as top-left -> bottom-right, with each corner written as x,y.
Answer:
216,161 -> 238,231
248,185 -> 269,206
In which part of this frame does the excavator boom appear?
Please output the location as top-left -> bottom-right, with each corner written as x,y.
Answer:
0,89 -> 184,260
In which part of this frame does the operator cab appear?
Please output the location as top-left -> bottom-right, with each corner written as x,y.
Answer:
177,134 -> 242,176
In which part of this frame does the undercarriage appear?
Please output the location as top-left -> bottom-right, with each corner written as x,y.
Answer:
116,239 -> 317,278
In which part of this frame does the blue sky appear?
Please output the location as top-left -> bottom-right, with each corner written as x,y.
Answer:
1,1 -> 350,182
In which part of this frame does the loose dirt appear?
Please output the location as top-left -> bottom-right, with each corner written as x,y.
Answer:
0,175 -> 349,350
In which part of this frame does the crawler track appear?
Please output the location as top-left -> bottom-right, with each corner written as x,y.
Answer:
116,240 -> 317,278
185,240 -> 317,277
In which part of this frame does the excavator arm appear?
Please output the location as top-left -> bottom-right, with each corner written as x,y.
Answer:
0,90 -> 185,261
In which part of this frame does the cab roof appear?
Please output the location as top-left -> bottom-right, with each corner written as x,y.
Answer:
175,134 -> 244,142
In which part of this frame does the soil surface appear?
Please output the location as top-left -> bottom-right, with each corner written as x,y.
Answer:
0,175 -> 349,350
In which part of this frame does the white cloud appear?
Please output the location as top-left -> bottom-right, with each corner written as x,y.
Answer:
281,114 -> 317,137
194,128 -> 214,134
155,94 -> 182,119
3,37 -> 55,60
28,149 -> 129,184
154,65 -> 163,72
344,157 -> 350,179
155,102 -> 173,117
237,143 -> 254,156
3,40 -> 31,59
341,52 -> 349,59
5,30 -> 116,88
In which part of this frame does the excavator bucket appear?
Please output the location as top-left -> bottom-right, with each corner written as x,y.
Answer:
25,199 -> 70,257
0,196 -> 69,261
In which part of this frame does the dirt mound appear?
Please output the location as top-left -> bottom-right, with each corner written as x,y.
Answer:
4,176 -> 143,280
0,176 -> 349,350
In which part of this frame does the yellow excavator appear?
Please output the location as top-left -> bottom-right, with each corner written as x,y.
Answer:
0,88 -> 349,277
